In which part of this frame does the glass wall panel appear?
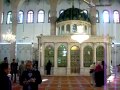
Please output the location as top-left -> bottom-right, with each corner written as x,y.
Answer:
83,46 -> 93,67
57,45 -> 67,67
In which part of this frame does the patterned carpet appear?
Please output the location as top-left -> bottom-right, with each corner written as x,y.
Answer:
12,76 -> 101,90
12,75 -> 120,90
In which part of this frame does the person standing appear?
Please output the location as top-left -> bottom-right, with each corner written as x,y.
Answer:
18,61 -> 25,83
46,60 -> 52,75
89,62 -> 95,86
20,60 -> 42,90
0,63 -> 12,90
94,61 -> 103,87
101,61 -> 107,86
3,57 -> 8,63
10,59 -> 18,83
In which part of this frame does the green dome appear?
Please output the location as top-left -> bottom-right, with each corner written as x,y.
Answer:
56,7 -> 90,23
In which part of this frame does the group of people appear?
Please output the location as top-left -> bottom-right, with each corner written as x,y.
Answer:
0,57 -> 42,90
89,61 -> 106,87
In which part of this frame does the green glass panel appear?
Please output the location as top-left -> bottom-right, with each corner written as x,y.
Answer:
70,46 -> 80,73
45,46 -> 54,66
96,46 -> 104,62
57,45 -> 67,67
83,46 -> 93,67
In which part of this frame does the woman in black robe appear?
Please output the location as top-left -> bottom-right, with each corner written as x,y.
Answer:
46,60 -> 52,75
0,63 -> 12,90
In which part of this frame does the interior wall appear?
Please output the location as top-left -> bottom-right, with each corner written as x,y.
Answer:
0,0 -> 120,63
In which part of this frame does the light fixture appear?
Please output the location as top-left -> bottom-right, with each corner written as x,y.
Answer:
71,24 -> 90,43
2,28 -> 16,43
71,34 -> 89,43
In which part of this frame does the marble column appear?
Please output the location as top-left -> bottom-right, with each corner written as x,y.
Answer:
89,7 -> 96,35
41,42 -> 45,75
80,45 -> 84,75
93,43 -> 96,63
53,43 -> 58,75
10,0 -> 20,60
106,43 -> 111,76
67,43 -> 71,75
0,0 -> 3,42
49,0 -> 58,35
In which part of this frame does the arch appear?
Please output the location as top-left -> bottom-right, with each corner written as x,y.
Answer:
7,11 -> 12,24
96,10 -> 99,23
103,10 -> 110,23
96,45 -> 104,62
70,45 -> 80,73
72,24 -> 77,33
83,46 -> 93,67
1,12 -> 3,23
44,45 -> 54,67
18,10 -> 24,23
83,9 -> 88,15
113,10 -> 120,23
66,24 -> 70,34
27,10 -> 34,23
61,25 -> 64,34
37,9 -> 45,23
48,10 -> 50,23
59,9 -> 64,15
57,44 -> 67,67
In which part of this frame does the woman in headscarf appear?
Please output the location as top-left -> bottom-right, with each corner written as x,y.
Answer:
94,61 -> 103,87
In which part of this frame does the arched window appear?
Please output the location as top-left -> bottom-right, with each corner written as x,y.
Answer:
96,46 -> 104,62
70,45 -> 80,73
66,24 -> 70,34
48,10 -> 50,23
96,10 -> 99,23
83,46 -> 93,67
61,25 -> 64,34
27,10 -> 34,23
72,24 -> 77,32
1,13 -> 3,23
7,11 -> 12,24
103,10 -> 110,23
38,10 -> 45,23
57,45 -> 67,67
18,10 -> 23,23
113,10 -> 119,23
59,9 -> 64,15
83,10 -> 88,15
45,45 -> 54,67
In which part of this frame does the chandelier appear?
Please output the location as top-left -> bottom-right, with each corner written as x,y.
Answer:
2,29 -> 16,43
71,34 -> 89,43
71,25 -> 90,43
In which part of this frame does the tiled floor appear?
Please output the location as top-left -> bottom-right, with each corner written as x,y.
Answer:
12,74 -> 120,90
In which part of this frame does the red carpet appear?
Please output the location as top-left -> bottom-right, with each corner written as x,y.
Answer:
12,75 -> 120,90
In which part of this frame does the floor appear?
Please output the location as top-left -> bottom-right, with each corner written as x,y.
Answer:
12,74 -> 120,90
